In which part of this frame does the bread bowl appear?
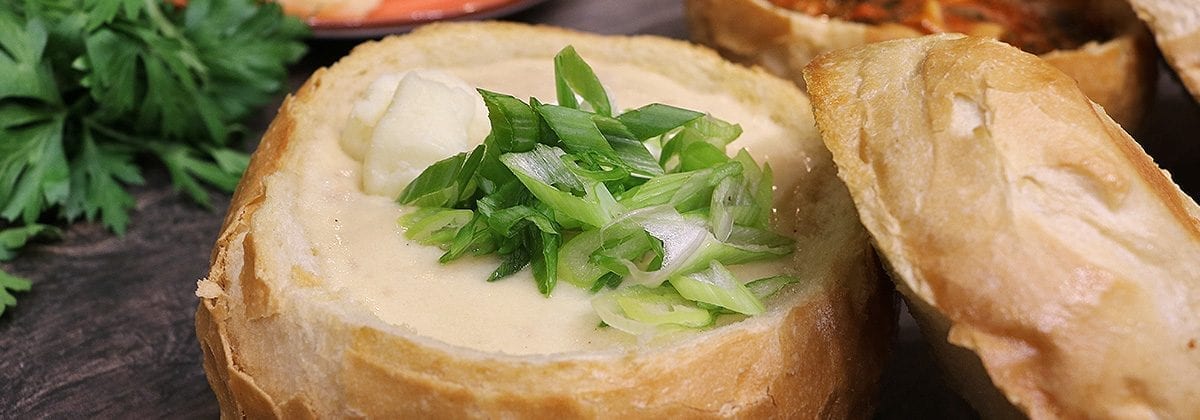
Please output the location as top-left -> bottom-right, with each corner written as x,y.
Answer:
195,22 -> 894,417
805,33 -> 1200,418
1124,0 -> 1200,102
684,0 -> 1157,129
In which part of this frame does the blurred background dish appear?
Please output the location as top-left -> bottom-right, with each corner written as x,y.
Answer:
285,0 -> 550,38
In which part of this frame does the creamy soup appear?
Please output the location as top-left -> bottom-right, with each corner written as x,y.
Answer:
283,59 -> 812,355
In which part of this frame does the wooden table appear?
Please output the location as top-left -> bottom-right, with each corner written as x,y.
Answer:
3,0 -> 1197,417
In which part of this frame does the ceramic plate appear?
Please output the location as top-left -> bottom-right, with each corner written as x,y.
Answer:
298,0 -> 549,38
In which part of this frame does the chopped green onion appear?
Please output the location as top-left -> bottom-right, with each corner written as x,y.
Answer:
439,213 -> 497,263
659,115 -> 743,172
555,68 -> 579,110
590,229 -> 657,281
479,90 -> 541,153
499,144 -> 584,193
687,114 -> 744,144
726,225 -> 794,253
557,225 -> 652,289
746,275 -> 800,300
669,261 -> 764,315
554,46 -> 611,116
592,286 -> 713,336
399,208 -> 473,248
558,229 -> 607,288
535,103 -> 615,156
617,104 -> 704,140
530,228 -> 560,295
488,245 -> 530,282
396,145 -> 485,208
708,177 -> 741,241
708,169 -> 772,241
606,135 -> 664,177
592,114 -> 639,140
616,287 -> 712,327
678,141 -> 732,172
733,150 -> 774,228
618,162 -> 741,212
390,45 -> 796,336
486,205 -> 553,237
589,272 -> 623,292
500,144 -> 621,228
561,154 -> 630,183
608,207 -> 792,288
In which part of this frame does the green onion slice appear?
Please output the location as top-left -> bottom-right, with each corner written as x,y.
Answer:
659,115 -> 743,172
500,144 -> 622,229
438,212 -> 497,263
400,208 -> 473,248
746,275 -> 800,300
558,229 -> 606,288
554,46 -> 611,116
530,228 -> 561,295
668,261 -> 764,315
620,162 -> 740,212
396,144 -> 484,208
617,103 -> 704,140
604,207 -> 792,288
535,103 -> 614,155
479,90 -> 541,153
592,286 -> 713,336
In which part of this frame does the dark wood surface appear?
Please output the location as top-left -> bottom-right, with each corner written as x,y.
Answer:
2,0 -> 1197,418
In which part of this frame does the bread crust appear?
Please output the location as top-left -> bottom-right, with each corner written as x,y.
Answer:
805,34 -> 1200,418
196,22 -> 894,418
685,0 -> 1157,129
1125,0 -> 1200,102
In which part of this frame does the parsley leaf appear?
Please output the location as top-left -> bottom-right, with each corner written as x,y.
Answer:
0,0 -> 307,319
0,224 -> 59,262
0,271 -> 32,318
63,135 -> 143,233
0,224 -> 59,317
0,7 -> 69,226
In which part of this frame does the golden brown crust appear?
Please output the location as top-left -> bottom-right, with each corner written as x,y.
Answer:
195,77 -> 309,419
805,34 -> 1200,418
338,262 -> 891,419
685,0 -> 1157,129
196,22 -> 893,418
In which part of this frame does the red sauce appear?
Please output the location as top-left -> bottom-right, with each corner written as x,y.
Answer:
770,0 -> 1104,54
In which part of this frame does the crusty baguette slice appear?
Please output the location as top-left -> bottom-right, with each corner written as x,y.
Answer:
195,22 -> 894,418
1125,0 -> 1200,102
804,34 -> 1200,418
684,0 -> 1157,129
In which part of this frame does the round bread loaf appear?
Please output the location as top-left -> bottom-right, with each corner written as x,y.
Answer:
805,33 -> 1200,418
685,0 -> 1157,129
195,22 -> 894,418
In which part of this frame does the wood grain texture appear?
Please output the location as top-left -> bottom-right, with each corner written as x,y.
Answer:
1,0 -> 1196,417
0,176 -> 230,419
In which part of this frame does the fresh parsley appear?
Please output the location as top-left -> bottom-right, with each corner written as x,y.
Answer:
397,47 -> 800,335
0,0 -> 308,317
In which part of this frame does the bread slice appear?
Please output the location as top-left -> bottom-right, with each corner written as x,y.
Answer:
195,22 -> 894,417
805,34 -> 1200,418
1125,0 -> 1200,102
684,0 -> 1157,129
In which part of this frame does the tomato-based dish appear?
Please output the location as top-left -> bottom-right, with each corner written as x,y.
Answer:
771,0 -> 1108,54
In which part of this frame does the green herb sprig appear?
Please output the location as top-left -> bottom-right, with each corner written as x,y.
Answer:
397,46 -> 801,335
0,0 -> 308,317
